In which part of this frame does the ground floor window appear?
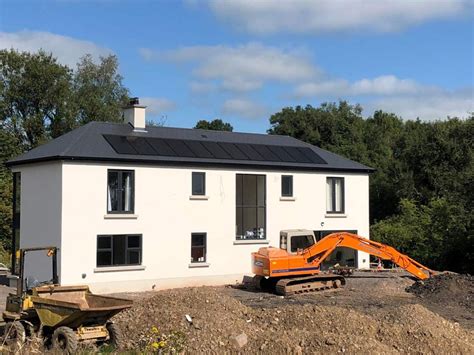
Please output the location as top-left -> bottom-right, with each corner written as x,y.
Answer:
191,233 -> 207,263
96,234 -> 142,267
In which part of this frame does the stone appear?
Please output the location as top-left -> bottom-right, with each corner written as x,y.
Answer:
231,333 -> 248,349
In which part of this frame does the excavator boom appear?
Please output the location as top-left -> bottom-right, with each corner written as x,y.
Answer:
304,232 -> 433,280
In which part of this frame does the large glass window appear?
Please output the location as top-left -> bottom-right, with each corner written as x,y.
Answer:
97,234 -> 142,267
326,177 -> 344,213
236,174 -> 266,240
191,233 -> 207,263
192,172 -> 206,196
281,175 -> 293,197
107,170 -> 134,213
12,172 -> 21,273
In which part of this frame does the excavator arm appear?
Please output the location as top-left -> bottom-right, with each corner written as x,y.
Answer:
303,232 -> 434,280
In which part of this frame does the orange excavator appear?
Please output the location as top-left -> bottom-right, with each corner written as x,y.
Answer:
251,230 -> 434,295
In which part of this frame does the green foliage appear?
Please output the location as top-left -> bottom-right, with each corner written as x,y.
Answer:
194,118 -> 233,132
0,50 -> 75,148
73,54 -> 129,126
270,102 -> 473,273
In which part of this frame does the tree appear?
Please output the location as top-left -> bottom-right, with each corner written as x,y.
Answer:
73,54 -> 129,125
194,119 -> 233,132
0,49 -> 75,149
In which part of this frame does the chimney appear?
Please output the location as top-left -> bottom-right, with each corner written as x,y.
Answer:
123,97 -> 147,132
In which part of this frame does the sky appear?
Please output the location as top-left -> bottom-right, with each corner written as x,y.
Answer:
0,0 -> 473,133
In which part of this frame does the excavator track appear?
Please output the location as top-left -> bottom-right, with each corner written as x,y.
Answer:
275,274 -> 346,296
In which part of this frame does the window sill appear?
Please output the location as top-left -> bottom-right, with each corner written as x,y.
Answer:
233,240 -> 270,245
280,196 -> 296,201
189,195 -> 210,201
325,213 -> 347,218
104,214 -> 138,219
188,262 -> 210,268
93,265 -> 145,273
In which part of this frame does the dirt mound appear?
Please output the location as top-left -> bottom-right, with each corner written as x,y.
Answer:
114,285 -> 474,353
407,273 -> 473,308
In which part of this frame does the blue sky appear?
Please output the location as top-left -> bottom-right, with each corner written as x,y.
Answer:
0,0 -> 473,133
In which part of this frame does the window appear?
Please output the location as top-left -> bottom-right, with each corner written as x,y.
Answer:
191,233 -> 206,263
97,235 -> 142,267
12,172 -> 21,274
290,235 -> 315,253
281,175 -> 293,197
326,177 -> 344,213
236,174 -> 266,240
107,170 -> 134,213
192,172 -> 206,196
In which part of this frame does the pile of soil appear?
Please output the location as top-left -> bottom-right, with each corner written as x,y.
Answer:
407,273 -> 473,309
114,283 -> 474,353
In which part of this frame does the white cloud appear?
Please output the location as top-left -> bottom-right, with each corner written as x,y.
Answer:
140,97 -> 176,116
0,30 -> 111,67
295,75 -> 437,97
221,98 -> 269,119
368,89 -> 473,120
207,0 -> 472,34
141,43 -> 319,92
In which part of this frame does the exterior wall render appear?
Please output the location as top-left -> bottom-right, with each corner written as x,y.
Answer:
59,162 -> 370,293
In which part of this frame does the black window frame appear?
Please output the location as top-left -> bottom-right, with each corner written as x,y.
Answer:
96,234 -> 142,267
11,172 -> 21,274
191,233 -> 207,263
281,175 -> 293,197
107,169 -> 135,214
191,172 -> 206,196
236,174 -> 266,240
326,177 -> 345,214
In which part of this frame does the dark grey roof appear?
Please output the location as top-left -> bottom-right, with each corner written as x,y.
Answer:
7,122 -> 373,173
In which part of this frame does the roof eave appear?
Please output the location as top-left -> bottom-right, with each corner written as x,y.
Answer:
6,155 -> 375,174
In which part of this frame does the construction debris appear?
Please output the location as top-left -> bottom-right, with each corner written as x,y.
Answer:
113,273 -> 474,353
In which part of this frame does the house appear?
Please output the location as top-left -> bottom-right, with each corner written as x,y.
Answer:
7,100 -> 374,293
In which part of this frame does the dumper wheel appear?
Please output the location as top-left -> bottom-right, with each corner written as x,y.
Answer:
106,322 -> 124,349
3,321 -> 26,347
52,326 -> 78,354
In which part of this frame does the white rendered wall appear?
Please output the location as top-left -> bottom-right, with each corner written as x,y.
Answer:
14,162 -> 62,283
60,162 -> 370,293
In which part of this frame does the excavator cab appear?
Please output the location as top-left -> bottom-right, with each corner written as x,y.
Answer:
280,230 -> 316,254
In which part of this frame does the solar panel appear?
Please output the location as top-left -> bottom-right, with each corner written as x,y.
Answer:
184,140 -> 214,158
103,134 -> 327,165
146,138 -> 176,156
252,144 -> 281,161
165,139 -> 196,157
201,141 -> 231,159
219,142 -> 249,160
270,145 -> 297,162
237,144 -> 266,161
298,147 -> 327,164
284,146 -> 312,163
128,137 -> 156,155
104,135 -> 137,155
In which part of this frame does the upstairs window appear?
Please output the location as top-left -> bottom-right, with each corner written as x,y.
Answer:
326,177 -> 345,213
192,172 -> 206,196
107,170 -> 134,213
281,175 -> 293,197
97,234 -> 142,267
191,233 -> 207,263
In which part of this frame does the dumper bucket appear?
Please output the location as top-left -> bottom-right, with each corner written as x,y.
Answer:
30,285 -> 132,328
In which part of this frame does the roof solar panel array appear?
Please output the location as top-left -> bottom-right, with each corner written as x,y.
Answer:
103,134 -> 327,165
